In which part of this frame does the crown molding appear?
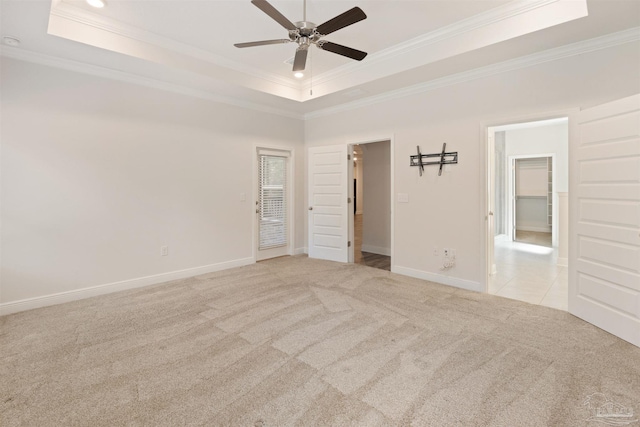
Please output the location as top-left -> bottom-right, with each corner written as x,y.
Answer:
309,0 -> 559,88
4,26 -> 636,122
305,27 -> 640,120
299,0 -> 588,101
48,0 -> 586,103
49,1 -> 301,92
0,46 -> 305,120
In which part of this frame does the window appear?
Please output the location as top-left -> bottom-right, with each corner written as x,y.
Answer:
258,154 -> 287,250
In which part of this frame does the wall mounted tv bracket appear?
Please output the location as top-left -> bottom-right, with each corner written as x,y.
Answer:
410,143 -> 458,176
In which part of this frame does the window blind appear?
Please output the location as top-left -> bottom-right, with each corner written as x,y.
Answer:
258,154 -> 287,250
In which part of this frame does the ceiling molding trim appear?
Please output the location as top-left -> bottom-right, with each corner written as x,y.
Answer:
0,46 -> 304,120
305,27 -> 640,120
307,0 -> 560,87
49,1 -> 300,91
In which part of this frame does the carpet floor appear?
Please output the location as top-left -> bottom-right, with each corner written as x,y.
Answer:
1,255 -> 639,426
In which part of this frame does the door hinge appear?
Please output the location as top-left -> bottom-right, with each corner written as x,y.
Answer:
348,197 -> 352,203
348,241 -> 351,247
348,154 -> 351,160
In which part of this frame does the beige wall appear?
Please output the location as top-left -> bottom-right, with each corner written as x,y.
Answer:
1,58 -> 305,308
305,42 -> 640,290
1,40 -> 638,309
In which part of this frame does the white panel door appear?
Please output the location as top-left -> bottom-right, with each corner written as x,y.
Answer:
570,94 -> 640,347
308,145 -> 348,262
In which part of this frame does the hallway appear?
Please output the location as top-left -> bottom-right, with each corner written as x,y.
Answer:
354,214 -> 391,271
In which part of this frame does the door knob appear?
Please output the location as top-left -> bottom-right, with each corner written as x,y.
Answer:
489,211 -> 494,216
308,207 -> 313,211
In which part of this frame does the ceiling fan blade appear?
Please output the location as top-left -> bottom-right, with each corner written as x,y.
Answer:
317,41 -> 367,61
292,47 -> 308,72
234,39 -> 291,48
251,0 -> 297,31
315,7 -> 366,36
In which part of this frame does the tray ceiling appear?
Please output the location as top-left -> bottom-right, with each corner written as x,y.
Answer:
1,0 -> 639,117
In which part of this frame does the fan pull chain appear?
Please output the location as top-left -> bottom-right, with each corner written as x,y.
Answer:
303,0 -> 306,21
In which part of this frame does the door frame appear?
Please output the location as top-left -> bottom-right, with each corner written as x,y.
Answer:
252,144 -> 296,262
480,109 -> 578,293
345,135 -> 395,269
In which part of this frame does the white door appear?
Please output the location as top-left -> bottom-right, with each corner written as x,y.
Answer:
308,145 -> 348,262
570,94 -> 640,347
256,149 -> 290,261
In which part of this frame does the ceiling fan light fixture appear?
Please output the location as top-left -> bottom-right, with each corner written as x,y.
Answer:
235,0 -> 368,73
294,72 -> 304,78
86,0 -> 106,8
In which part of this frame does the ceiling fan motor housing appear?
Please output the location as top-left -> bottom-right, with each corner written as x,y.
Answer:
290,21 -> 318,46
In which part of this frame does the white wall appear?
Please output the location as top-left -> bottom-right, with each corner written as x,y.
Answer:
362,141 -> 391,256
1,41 -> 639,309
0,58 -> 305,309
515,158 -> 548,196
305,42 -> 640,291
506,122 -> 568,191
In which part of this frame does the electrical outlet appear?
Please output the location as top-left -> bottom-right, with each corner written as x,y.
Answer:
161,245 -> 169,256
443,248 -> 449,257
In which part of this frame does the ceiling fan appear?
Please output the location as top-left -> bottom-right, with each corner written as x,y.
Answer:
234,0 -> 368,73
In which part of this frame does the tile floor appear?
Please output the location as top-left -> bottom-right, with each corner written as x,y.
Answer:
489,234 -> 568,311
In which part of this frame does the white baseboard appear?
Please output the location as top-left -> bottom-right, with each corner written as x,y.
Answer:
0,257 -> 255,316
516,226 -> 552,233
557,257 -> 568,267
294,247 -> 307,255
361,244 -> 391,256
391,265 -> 482,292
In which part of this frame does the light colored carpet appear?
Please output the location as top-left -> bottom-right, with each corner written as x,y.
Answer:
1,255 -> 639,426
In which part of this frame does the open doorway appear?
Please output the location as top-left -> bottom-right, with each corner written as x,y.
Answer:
511,155 -> 554,247
351,141 -> 391,271
487,118 -> 569,310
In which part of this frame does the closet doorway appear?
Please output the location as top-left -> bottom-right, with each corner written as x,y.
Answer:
511,155 -> 554,248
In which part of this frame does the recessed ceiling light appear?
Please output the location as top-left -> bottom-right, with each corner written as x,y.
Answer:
86,0 -> 105,8
294,72 -> 304,79
2,36 -> 20,47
